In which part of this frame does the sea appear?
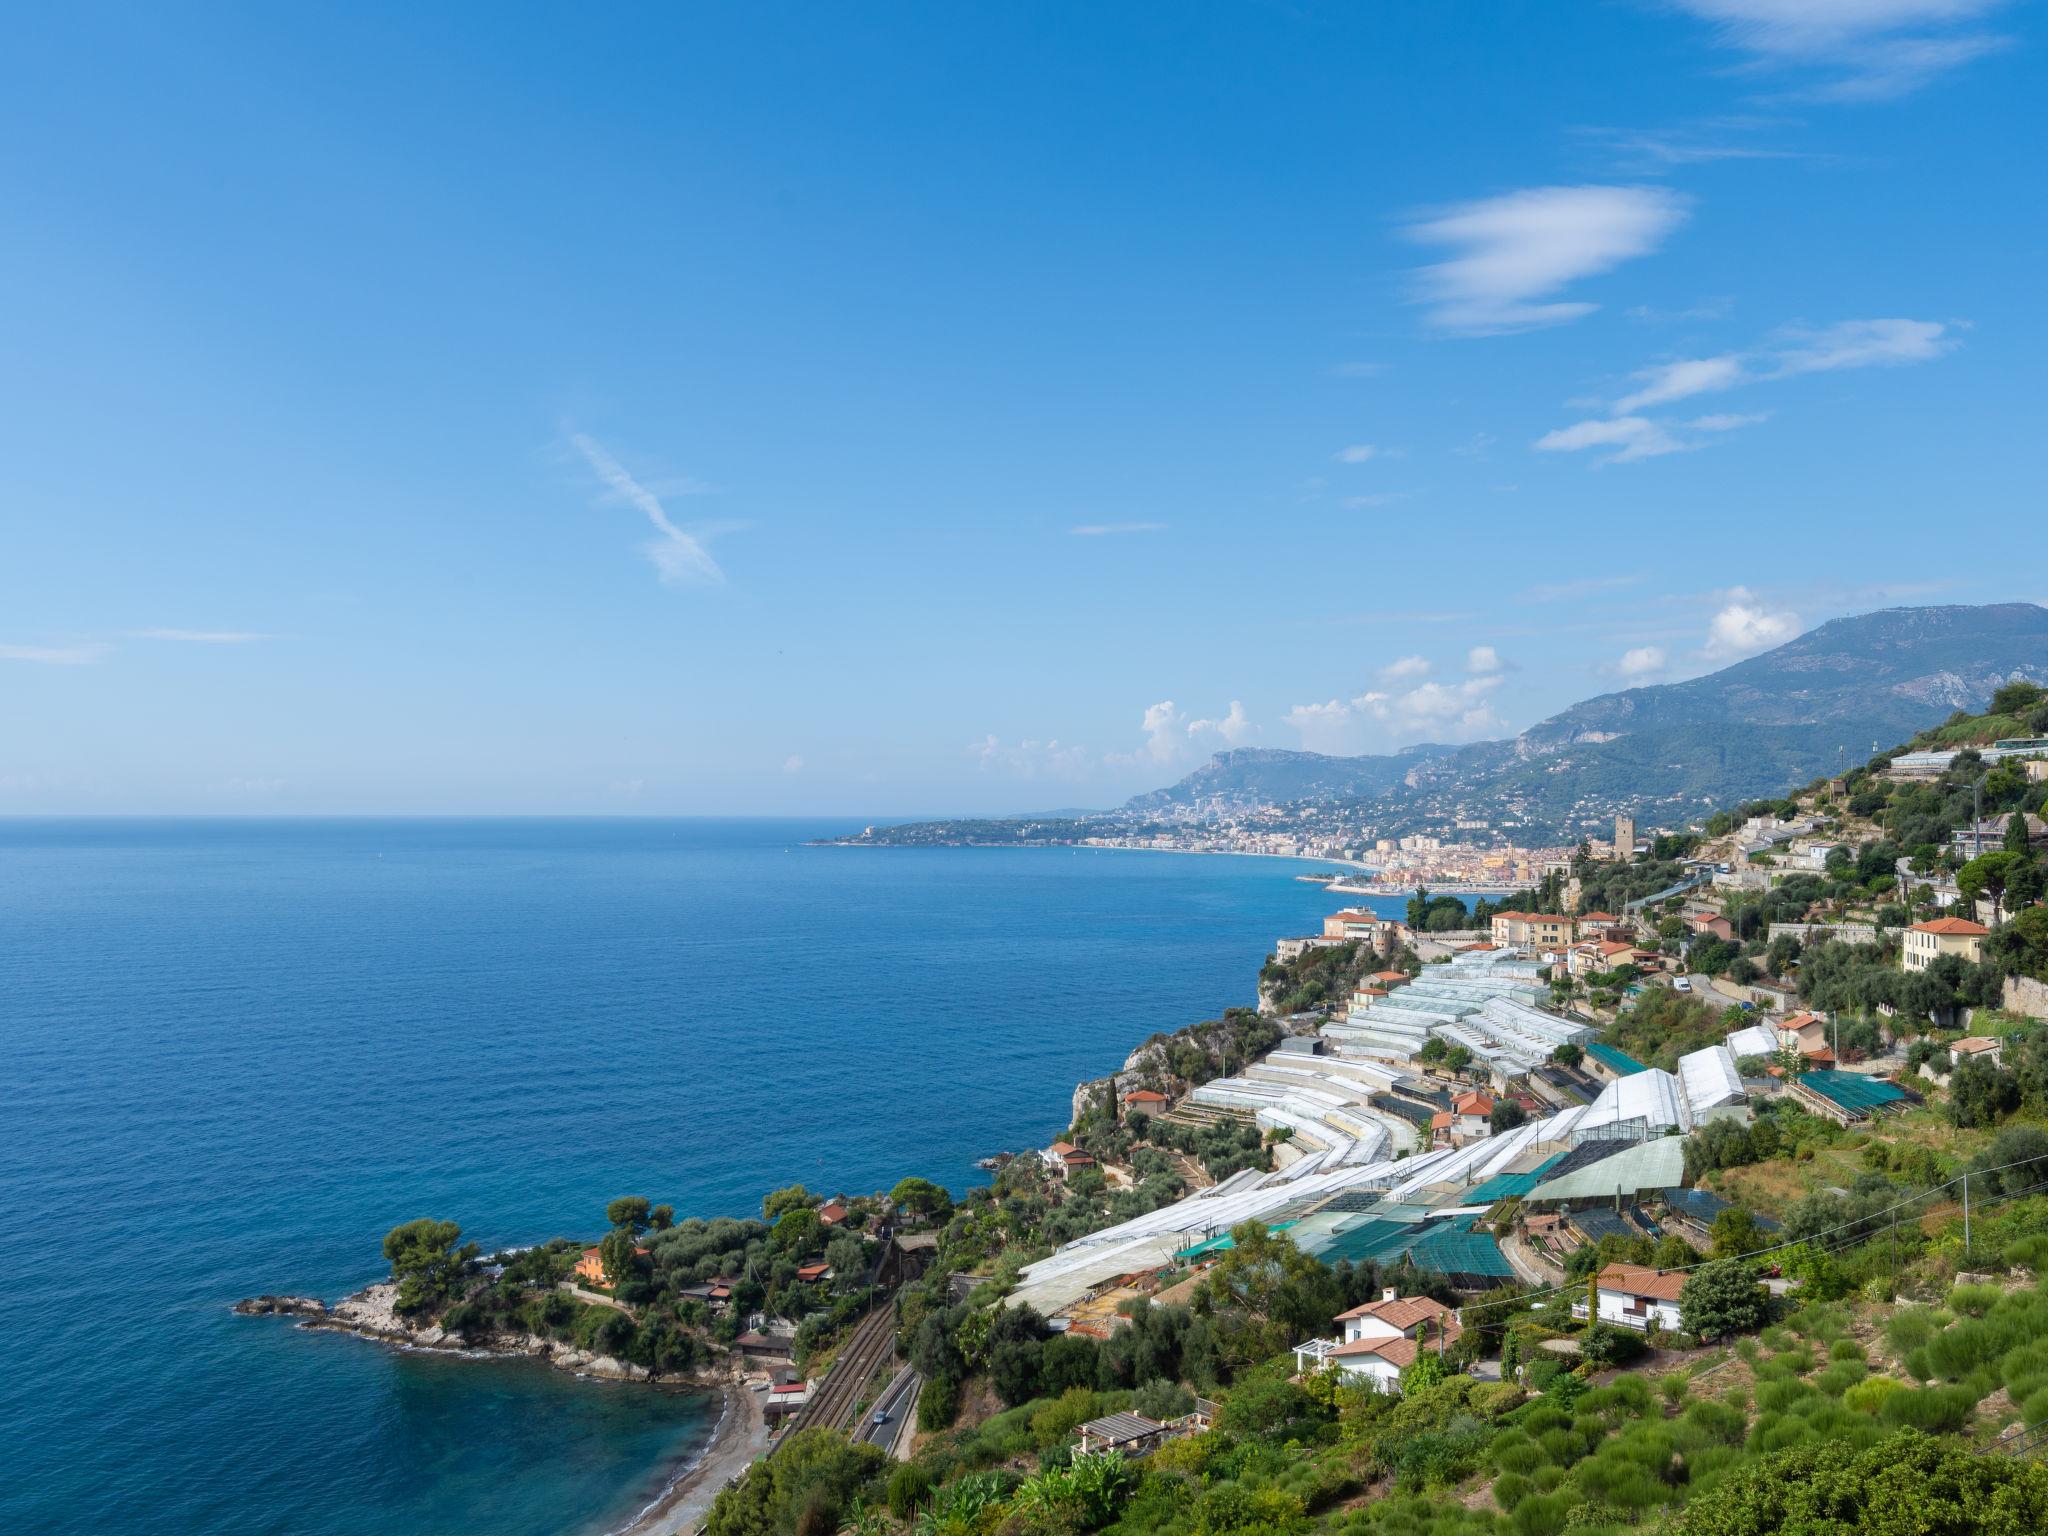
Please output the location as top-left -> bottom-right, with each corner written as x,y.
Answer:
0,818 -> 1416,1536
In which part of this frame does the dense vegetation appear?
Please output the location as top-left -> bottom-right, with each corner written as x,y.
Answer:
373,1187 -> 884,1376
1262,938 -> 1420,1017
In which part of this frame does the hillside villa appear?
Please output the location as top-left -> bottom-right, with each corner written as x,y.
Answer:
1902,917 -> 1990,972
1581,1264 -> 1686,1332
1293,1291 -> 1462,1394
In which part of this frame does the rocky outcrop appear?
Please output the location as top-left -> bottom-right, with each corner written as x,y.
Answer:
1071,1075 -> 1116,1128
233,1281 -> 711,1386
231,1295 -> 328,1318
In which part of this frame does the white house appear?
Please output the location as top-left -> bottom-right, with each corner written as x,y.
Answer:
1949,1037 -> 2003,1070
1292,1291 -> 1461,1394
1590,1264 -> 1685,1332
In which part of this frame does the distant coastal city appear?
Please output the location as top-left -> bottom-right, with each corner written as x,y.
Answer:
1069,828 -> 1588,896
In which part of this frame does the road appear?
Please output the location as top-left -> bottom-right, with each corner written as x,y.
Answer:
1498,1225 -> 1564,1287
855,1364 -> 921,1456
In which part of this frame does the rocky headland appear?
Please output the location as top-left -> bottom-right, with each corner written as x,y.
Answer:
233,1282 -> 730,1386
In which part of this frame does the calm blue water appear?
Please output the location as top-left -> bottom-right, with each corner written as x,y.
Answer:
0,819 -> 1398,1536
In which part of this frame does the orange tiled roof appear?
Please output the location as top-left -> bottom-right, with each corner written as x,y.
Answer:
1914,917 -> 1989,936
1597,1263 -> 1685,1302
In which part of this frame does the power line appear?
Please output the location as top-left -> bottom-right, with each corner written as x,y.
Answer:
1478,1147 -> 2048,1315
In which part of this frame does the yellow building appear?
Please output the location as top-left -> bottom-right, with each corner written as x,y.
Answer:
1902,917 -> 1988,972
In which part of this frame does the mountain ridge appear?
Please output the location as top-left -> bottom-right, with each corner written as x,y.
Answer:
1125,603 -> 2048,833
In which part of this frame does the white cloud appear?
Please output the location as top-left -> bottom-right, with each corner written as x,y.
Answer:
1404,185 -> 1690,334
1333,444 -> 1379,464
1703,588 -> 1803,659
0,642 -> 110,665
1284,675 -> 1505,752
1379,655 -> 1433,683
570,432 -> 727,586
1283,699 -> 1366,755
1071,522 -> 1167,536
973,735 -> 1095,781
1689,411 -> 1770,432
1467,645 -> 1506,675
783,755 -> 805,774
1341,493 -> 1410,510
1611,354 -> 1747,413
1772,317 -> 1957,374
1131,699 -> 1256,766
1668,1 -> 2009,98
128,628 -> 268,644
1186,700 -> 1255,748
1616,645 -> 1669,679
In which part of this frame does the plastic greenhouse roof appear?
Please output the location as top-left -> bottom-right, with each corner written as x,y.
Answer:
1583,1041 -> 1648,1075
1461,1152 -> 1570,1206
1799,1071 -> 1909,1113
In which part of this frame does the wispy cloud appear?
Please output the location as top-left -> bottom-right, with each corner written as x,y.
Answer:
1,642 -> 111,665
1535,412 -> 1766,465
1519,573 -> 1646,604
1070,522 -> 1167,536
1576,118 -> 1815,174
1626,297 -> 1735,325
1668,0 -> 2011,100
1612,355 -> 1748,413
1341,492 -> 1412,510
1774,317 -> 1957,374
1379,655 -> 1433,683
973,696 -> 1253,782
1403,185 -> 1690,334
570,432 -> 728,586
1333,444 -> 1380,464
1537,316 -> 1956,465
128,628 -> 268,644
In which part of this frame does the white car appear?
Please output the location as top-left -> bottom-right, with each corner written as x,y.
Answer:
1674,977 -> 1693,993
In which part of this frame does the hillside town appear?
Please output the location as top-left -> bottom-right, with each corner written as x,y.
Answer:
989,693 -> 2048,1366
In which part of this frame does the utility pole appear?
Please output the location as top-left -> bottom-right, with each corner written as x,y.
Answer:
1963,1171 -> 1971,1260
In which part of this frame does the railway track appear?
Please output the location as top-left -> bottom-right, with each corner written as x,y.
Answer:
777,1304 -> 897,1445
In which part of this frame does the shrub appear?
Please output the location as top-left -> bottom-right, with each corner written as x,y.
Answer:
917,1372 -> 960,1432
1878,1385 -> 1976,1433
1842,1376 -> 1903,1415
1510,1491 -> 1573,1536
1886,1306 -> 1936,1353
885,1463 -> 933,1519
1948,1282 -> 2002,1317
1829,1338 -> 1865,1362
1492,1430 -> 1548,1475
2026,1386 -> 2048,1429
1493,1471 -> 1534,1511
1816,1361 -> 1868,1396
1579,1324 -> 1648,1369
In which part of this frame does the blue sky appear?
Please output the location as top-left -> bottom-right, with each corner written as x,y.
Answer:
1,1 -> 2042,816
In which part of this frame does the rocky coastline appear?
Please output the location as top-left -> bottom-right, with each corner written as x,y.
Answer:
233,1282 -> 733,1388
